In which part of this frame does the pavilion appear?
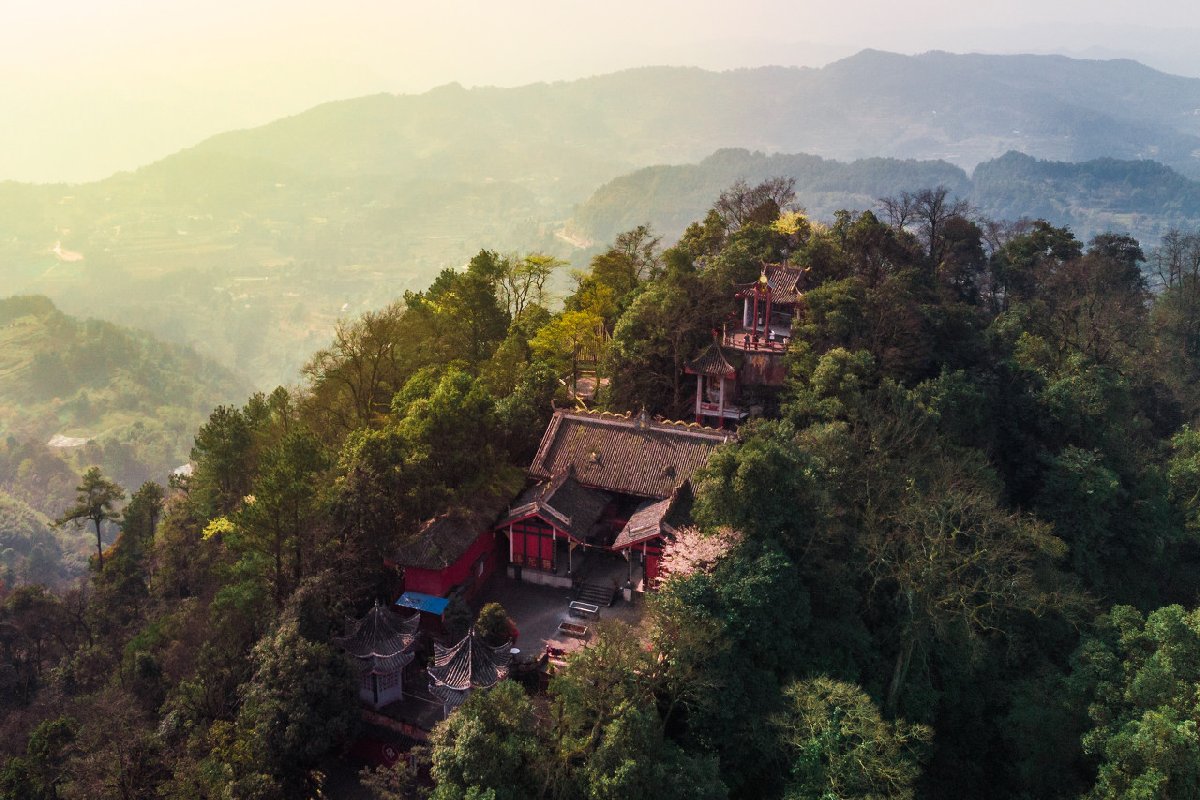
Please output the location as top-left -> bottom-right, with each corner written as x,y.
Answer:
335,602 -> 420,709
426,627 -> 513,716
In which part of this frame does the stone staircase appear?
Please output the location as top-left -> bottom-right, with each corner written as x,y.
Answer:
576,581 -> 616,607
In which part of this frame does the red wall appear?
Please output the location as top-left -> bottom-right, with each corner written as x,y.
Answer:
645,553 -> 661,586
403,530 -> 498,599
625,537 -> 663,588
508,516 -> 558,571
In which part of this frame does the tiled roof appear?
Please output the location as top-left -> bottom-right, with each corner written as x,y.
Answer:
529,410 -> 734,500
394,502 -> 502,570
335,603 -> 420,675
612,496 -> 675,549
734,263 -> 807,304
612,481 -> 693,549
685,341 -> 739,378
427,628 -> 512,708
498,470 -> 611,542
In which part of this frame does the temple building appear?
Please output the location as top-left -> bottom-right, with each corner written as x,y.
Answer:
729,263 -> 807,351
495,409 -> 733,595
335,602 -> 420,709
427,627 -> 513,716
389,508 -> 501,602
684,339 -> 744,428
687,263 -> 808,426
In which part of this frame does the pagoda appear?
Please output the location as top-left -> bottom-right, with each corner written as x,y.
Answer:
684,337 -> 743,428
729,263 -> 807,352
427,627 -> 513,715
684,263 -> 808,425
335,602 -> 420,709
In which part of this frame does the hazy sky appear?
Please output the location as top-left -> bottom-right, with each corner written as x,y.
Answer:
5,0 -> 1200,183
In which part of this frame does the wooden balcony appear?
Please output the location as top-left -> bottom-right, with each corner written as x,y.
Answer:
698,401 -> 747,420
723,328 -> 791,353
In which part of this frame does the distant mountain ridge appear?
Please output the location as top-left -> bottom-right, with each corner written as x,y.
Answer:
3,49 -> 1200,386
571,148 -> 1200,246
182,50 -> 1200,180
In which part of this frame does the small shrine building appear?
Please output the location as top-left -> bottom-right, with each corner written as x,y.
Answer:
335,602 -> 420,709
427,627 -> 513,716
389,509 -> 501,602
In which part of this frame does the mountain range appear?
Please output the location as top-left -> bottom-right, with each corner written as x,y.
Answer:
571,148 -> 1200,245
4,50 -> 1200,387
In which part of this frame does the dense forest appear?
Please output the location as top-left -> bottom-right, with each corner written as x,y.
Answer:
5,180 -> 1200,800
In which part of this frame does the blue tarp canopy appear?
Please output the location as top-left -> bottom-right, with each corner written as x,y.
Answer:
396,591 -> 450,616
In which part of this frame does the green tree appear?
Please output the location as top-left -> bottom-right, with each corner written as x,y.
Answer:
474,602 -> 514,646
409,258 -> 510,365
498,252 -> 562,321
428,680 -> 542,800
1169,426 -> 1200,535
92,481 -> 165,632
219,619 -> 359,798
652,542 -> 810,797
529,310 -> 605,394
607,277 -> 721,415
991,220 -> 1082,307
56,466 -> 124,572
232,430 -> 329,606
0,715 -> 77,800
866,451 -> 1072,714
1074,605 -> 1200,800
568,226 -> 663,330
692,420 -> 827,552
190,403 -> 257,518
581,701 -> 727,800
302,302 -> 412,436
775,677 -> 930,800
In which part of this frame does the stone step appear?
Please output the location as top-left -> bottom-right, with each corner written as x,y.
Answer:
576,582 -> 615,607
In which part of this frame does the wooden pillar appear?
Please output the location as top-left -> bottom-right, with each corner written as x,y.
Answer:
718,375 -> 726,428
508,524 -> 514,564
567,539 -> 573,576
743,297 -> 751,328
642,541 -> 648,586
626,549 -> 633,586
752,291 -> 760,338
552,528 -> 558,573
764,293 -> 773,340
695,373 -> 703,424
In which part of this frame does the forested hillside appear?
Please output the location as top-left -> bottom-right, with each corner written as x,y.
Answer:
5,50 -> 1200,387
5,180 -> 1200,799
0,295 -> 246,584
571,148 -> 1200,246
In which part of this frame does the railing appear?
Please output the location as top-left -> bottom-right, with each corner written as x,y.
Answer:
724,331 -> 790,353
698,402 -> 745,419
